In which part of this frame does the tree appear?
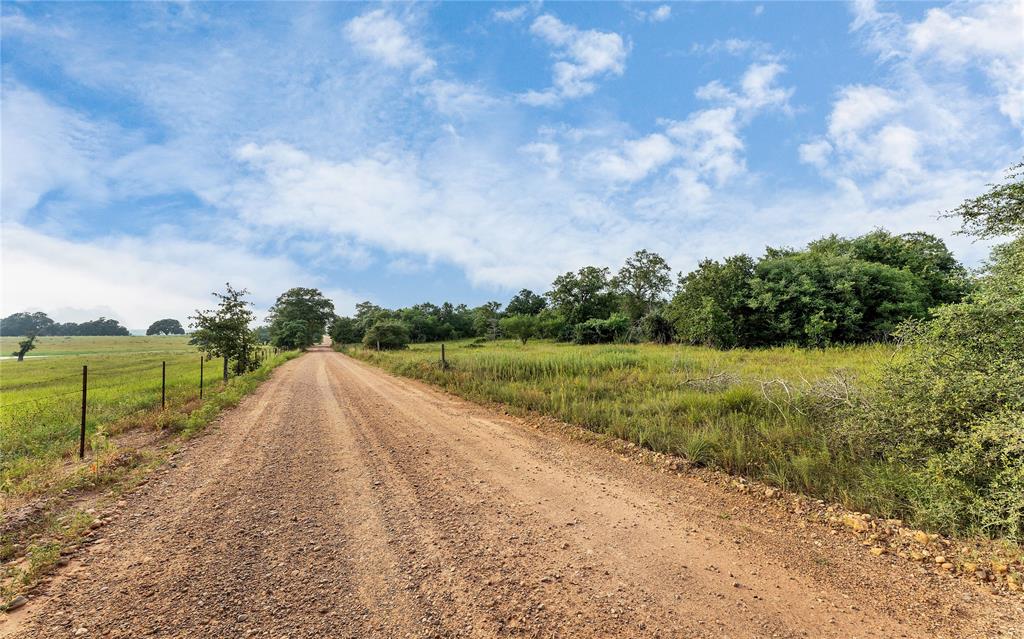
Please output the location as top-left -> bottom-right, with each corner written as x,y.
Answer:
268,287 -> 335,350
0,312 -> 53,336
667,255 -> 755,348
505,289 -> 547,316
328,315 -> 361,345
638,310 -> 674,344
354,301 -> 392,337
614,249 -> 672,322
944,160 -> 1024,239
499,314 -> 540,344
11,333 -> 37,362
189,283 -> 257,380
146,319 -> 185,335
747,252 -> 927,346
471,301 -> 502,338
547,266 -> 618,327
362,320 -> 410,350
808,230 -> 971,308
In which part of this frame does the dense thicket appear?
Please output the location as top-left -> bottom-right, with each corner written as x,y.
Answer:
331,229 -> 968,349
668,230 -> 969,348
0,312 -> 130,336
846,164 -> 1024,538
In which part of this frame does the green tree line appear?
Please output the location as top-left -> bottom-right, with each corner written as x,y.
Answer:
0,312 -> 131,337
330,228 -> 973,350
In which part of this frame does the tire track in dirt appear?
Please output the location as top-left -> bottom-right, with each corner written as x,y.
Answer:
4,348 -> 1019,638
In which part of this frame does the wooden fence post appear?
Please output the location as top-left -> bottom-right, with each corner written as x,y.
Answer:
79,365 -> 87,459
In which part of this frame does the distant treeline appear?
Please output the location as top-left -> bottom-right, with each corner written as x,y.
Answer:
332,228 -> 973,349
0,312 -> 130,336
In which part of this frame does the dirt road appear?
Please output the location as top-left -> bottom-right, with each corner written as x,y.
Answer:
5,348 -> 1020,638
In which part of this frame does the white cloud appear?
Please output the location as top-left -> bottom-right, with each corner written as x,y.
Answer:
587,133 -> 675,183
665,61 -> 791,185
632,5 -> 672,23
798,139 -> 832,168
343,9 -> 436,75
0,86 -> 109,220
0,223 -> 358,327
804,2 -> 1019,205
521,14 -> 628,105
519,141 -> 561,166
492,5 -> 530,23
422,80 -> 501,117
851,0 -> 1022,128
907,1 -> 1024,126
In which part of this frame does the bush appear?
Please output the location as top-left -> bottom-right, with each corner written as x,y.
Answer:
362,321 -> 411,350
848,163 -> 1024,538
638,310 -> 674,344
498,314 -> 540,344
573,313 -> 630,344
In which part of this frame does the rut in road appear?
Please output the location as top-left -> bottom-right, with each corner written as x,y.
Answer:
5,347 -> 1019,638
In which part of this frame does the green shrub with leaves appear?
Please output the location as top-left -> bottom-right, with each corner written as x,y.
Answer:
499,314 -> 540,344
573,313 -> 630,344
362,320 -> 411,350
852,163 -> 1024,538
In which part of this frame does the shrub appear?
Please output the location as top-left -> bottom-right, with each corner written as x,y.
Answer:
362,320 -> 411,350
638,310 -> 674,344
573,313 -> 630,344
499,314 -> 540,344
848,163 -> 1024,538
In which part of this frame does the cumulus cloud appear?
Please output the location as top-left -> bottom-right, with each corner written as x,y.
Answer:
906,1 -> 1024,126
587,133 -> 676,183
632,5 -> 671,23
0,223 -> 359,327
665,61 -> 792,185
803,2 -> 1019,203
520,14 -> 629,105
344,9 -> 436,75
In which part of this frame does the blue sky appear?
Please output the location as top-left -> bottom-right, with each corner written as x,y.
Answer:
2,1 -> 1021,328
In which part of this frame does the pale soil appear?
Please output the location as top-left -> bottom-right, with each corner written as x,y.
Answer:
3,347 -> 1020,638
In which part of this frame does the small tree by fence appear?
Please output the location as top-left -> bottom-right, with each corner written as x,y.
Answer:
189,283 -> 259,379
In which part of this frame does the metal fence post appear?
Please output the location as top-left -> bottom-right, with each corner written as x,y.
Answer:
200,356 -> 204,399
161,361 -> 167,409
441,343 -> 447,369
79,365 -> 87,459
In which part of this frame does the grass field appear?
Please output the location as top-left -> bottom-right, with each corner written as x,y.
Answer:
350,339 -> 924,523
0,336 -> 279,496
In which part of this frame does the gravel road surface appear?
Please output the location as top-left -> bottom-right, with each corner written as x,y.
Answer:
5,348 -> 1019,638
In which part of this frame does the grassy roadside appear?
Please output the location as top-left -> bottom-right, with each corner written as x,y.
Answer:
0,349 -> 301,608
345,340 -> 924,529
347,340 -> 1024,592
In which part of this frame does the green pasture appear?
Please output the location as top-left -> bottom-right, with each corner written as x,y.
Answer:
0,336 -> 273,495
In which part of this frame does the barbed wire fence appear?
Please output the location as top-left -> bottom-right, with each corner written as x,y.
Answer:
0,345 -> 278,461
